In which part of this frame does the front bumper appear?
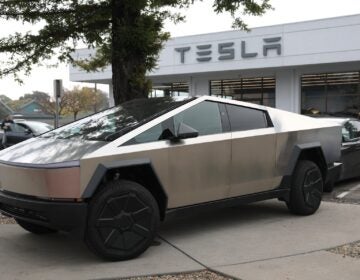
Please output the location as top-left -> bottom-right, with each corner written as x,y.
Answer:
0,190 -> 87,234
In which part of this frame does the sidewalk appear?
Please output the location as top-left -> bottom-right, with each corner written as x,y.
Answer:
0,200 -> 359,279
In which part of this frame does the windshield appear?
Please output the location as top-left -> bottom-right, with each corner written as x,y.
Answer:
40,97 -> 192,142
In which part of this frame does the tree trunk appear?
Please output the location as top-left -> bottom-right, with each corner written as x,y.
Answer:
111,0 -> 149,106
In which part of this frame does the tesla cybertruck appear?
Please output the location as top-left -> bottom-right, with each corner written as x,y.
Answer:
0,96 -> 341,260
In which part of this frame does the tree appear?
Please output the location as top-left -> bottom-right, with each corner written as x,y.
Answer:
7,90 -> 68,117
0,0 -> 272,105
8,91 -> 50,111
8,90 -> 54,113
63,87 -> 84,120
63,86 -> 108,120
75,86 -> 109,113
21,91 -> 50,103
89,88 -> 109,113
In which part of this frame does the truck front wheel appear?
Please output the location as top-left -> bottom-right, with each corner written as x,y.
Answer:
85,180 -> 160,261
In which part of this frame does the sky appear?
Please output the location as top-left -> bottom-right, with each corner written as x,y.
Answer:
0,0 -> 360,100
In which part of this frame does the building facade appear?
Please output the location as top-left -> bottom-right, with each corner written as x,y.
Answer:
12,100 -> 54,124
70,14 -> 360,116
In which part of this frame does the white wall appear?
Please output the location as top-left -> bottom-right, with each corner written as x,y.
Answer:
69,14 -> 360,113
150,14 -> 360,77
275,69 -> 301,113
70,14 -> 360,83
189,77 -> 210,96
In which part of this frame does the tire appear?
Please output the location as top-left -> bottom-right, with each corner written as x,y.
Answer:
16,219 -> 57,234
286,160 -> 323,215
85,180 -> 160,261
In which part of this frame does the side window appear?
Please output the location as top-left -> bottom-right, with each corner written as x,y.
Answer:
343,121 -> 360,142
124,123 -> 166,145
16,123 -> 30,132
124,101 -> 223,145
133,123 -> 163,143
349,121 -> 360,139
173,101 -> 223,136
226,104 -> 269,132
9,123 -> 27,133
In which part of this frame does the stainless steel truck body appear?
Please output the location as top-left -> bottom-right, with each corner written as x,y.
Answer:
0,96 -> 342,260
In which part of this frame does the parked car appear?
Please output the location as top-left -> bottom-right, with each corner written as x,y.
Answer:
0,96 -> 341,261
317,117 -> 360,184
0,120 -> 53,148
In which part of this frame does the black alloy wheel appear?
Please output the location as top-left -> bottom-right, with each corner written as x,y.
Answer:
286,160 -> 323,215
85,180 -> 159,261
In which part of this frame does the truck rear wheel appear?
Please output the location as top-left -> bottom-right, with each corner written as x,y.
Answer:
286,160 -> 323,215
85,180 -> 159,261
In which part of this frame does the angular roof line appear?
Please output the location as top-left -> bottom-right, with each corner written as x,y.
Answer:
18,99 -> 42,110
0,99 -> 14,114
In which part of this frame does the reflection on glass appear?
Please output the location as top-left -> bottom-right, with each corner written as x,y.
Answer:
40,97 -> 191,142
210,77 -> 275,107
343,120 -> 360,142
301,72 -> 360,117
151,82 -> 189,98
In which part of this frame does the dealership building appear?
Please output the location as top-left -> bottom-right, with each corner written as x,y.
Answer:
70,14 -> 360,116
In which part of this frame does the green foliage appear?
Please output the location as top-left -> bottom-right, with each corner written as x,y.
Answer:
5,87 -> 108,119
8,99 -> 30,111
0,1 -> 111,79
21,91 -> 50,102
8,91 -> 52,112
62,86 -> 109,120
0,0 -> 272,104
213,0 -> 272,29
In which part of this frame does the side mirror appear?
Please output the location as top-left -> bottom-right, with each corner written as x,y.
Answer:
25,128 -> 32,135
175,122 -> 199,140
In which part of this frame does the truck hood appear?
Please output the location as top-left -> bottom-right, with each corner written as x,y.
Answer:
0,137 -> 107,165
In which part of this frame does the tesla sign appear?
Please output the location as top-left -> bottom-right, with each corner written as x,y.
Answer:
175,37 -> 282,63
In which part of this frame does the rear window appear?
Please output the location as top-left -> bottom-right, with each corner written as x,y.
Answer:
226,104 -> 269,132
174,101 -> 223,136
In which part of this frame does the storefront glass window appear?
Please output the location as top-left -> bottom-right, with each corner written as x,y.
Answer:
151,82 -> 189,98
301,72 -> 360,117
210,77 -> 275,107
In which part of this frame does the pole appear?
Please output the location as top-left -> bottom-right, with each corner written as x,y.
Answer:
55,95 -> 59,128
53,79 -> 63,128
94,83 -> 97,113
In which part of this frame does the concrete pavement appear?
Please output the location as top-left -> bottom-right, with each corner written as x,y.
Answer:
0,200 -> 359,279
215,251 -> 360,280
0,225 -> 202,280
323,178 -> 360,205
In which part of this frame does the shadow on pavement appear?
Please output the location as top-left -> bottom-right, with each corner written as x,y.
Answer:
160,200 -> 291,237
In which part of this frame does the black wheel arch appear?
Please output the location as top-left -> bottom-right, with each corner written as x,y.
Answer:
280,143 -> 328,190
82,158 -> 168,220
